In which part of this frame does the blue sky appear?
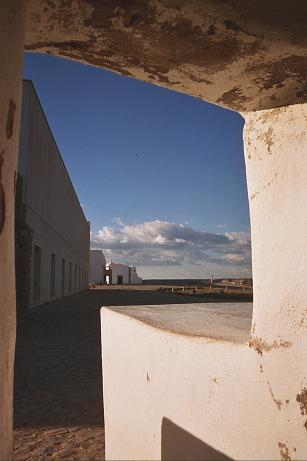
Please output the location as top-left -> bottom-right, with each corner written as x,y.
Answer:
23,52 -> 251,279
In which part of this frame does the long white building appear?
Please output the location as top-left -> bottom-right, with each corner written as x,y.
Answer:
15,80 -> 90,313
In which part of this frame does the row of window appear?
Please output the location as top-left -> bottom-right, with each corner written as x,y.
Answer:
33,245 -> 88,303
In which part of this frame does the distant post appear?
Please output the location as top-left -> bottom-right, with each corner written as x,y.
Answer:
210,274 -> 213,292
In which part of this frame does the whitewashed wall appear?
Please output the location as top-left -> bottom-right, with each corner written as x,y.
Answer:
107,263 -> 130,284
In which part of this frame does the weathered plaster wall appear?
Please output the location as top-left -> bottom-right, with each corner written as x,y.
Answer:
0,3 -> 26,460
25,0 -> 307,111
244,104 -> 307,347
102,307 -> 306,460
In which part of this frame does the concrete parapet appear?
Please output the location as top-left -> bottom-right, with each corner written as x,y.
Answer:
101,303 -> 306,460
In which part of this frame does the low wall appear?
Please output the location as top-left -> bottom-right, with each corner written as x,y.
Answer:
101,306 -> 306,460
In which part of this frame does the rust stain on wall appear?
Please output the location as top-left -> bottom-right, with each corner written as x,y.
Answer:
264,126 -> 274,153
248,336 -> 292,355
6,99 -> 16,139
278,442 -> 291,461
296,387 -> 307,415
296,387 -> 307,429
267,382 -> 288,411
260,106 -> 288,124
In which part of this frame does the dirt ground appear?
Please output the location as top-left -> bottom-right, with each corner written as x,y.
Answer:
13,287 -> 217,461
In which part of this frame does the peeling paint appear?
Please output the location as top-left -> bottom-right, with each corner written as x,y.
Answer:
24,0 -> 307,111
249,55 -> 307,99
278,442 -> 291,461
6,100 -> 16,139
248,336 -> 292,355
264,126 -> 274,153
217,87 -> 249,111
296,387 -> 307,415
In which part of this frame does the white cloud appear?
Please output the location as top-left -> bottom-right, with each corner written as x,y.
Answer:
112,216 -> 124,227
224,253 -> 246,263
91,219 -> 252,277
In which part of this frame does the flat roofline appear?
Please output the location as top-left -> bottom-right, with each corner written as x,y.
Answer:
22,79 -> 90,229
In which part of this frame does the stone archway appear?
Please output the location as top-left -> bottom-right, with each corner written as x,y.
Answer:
1,2 -> 307,459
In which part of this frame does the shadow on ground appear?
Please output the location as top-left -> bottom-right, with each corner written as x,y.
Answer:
14,288 -> 217,429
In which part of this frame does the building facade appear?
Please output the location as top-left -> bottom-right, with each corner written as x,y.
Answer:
16,80 -> 90,313
90,249 -> 106,284
105,262 -> 142,285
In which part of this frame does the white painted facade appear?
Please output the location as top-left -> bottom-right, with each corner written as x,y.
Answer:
105,262 -> 142,285
90,249 -> 106,284
17,80 -> 90,308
